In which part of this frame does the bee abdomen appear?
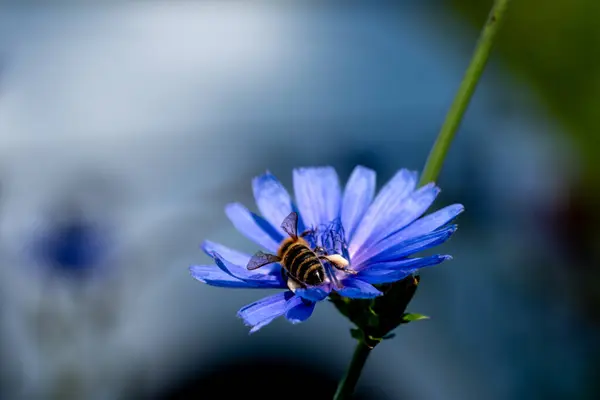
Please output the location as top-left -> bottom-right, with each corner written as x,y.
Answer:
299,260 -> 324,286
277,238 -> 295,259
283,244 -> 310,274
281,242 -> 325,286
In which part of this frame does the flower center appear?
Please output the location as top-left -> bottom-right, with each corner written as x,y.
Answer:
303,219 -> 356,285
305,218 -> 349,261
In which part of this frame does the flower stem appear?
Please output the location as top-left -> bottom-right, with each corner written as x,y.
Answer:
333,341 -> 371,400
419,0 -> 511,186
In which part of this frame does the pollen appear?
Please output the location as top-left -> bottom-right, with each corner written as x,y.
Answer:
325,254 -> 349,268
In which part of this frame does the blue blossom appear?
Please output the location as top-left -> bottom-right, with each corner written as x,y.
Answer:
190,166 -> 464,333
29,210 -> 110,279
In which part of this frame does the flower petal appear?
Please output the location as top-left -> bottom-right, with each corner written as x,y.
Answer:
252,172 -> 294,236
284,296 -> 316,324
293,167 -> 341,230
351,183 -> 440,264
356,269 -> 416,284
210,252 -> 286,289
225,203 -> 282,253
375,183 -> 440,242
201,240 -> 251,268
354,204 -> 463,265
341,166 -> 376,242
357,255 -> 451,284
348,169 -> 417,257
237,292 -> 294,333
363,254 -> 452,272
189,265 -> 253,288
393,204 -> 464,240
336,278 -> 383,299
295,286 -> 330,302
359,225 -> 457,265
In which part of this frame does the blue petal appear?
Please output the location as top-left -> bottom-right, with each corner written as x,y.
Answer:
348,169 -> 417,257
201,240 -> 251,267
358,225 -> 457,266
252,172 -> 294,237
284,296 -> 316,324
293,167 -> 341,230
237,292 -> 294,333
295,286 -> 330,302
189,265 -> 254,288
210,252 -> 286,288
394,204 -> 464,239
353,204 -> 463,265
363,254 -> 452,272
341,166 -> 376,243
355,269 -> 416,284
225,203 -> 282,253
358,255 -> 451,284
374,183 -> 440,242
336,278 -> 383,299
351,183 -> 440,263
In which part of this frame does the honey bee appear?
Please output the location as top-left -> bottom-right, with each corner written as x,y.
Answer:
246,211 -> 356,291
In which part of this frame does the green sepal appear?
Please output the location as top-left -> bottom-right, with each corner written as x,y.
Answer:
330,274 -> 421,349
402,313 -> 430,322
350,328 -> 364,342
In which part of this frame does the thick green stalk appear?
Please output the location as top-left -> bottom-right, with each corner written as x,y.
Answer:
419,0 -> 511,186
333,341 -> 371,400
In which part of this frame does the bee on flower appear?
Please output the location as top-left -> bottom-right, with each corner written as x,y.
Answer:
190,166 -> 463,333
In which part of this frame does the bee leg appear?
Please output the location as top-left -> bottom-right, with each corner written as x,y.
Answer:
281,269 -> 306,292
313,246 -> 327,256
286,275 -> 306,293
300,229 -> 316,238
319,254 -> 357,275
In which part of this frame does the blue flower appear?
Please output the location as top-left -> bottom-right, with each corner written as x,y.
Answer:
31,215 -> 109,279
190,166 -> 464,333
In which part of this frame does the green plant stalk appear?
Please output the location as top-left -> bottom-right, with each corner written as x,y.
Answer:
333,1 -> 511,399
333,341 -> 371,400
419,0 -> 511,187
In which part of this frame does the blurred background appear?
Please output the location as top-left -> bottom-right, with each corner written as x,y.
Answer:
0,1 -> 598,399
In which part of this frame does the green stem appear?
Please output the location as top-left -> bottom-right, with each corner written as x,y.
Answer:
419,0 -> 511,186
333,341 -> 371,400
332,2 -> 512,399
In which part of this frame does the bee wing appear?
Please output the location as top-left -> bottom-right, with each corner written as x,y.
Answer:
280,211 -> 298,239
246,251 -> 281,270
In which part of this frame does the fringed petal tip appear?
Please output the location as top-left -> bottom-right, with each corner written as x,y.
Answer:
237,292 -> 293,334
200,240 -> 251,267
195,249 -> 286,289
357,254 -> 453,284
443,203 -> 465,221
236,291 -> 317,333
237,312 -> 268,335
189,264 -> 252,288
188,264 -> 205,280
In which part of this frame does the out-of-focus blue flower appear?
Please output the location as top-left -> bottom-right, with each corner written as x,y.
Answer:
30,209 -> 109,279
190,166 -> 464,333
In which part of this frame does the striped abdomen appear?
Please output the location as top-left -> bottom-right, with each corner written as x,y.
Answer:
278,238 -> 325,286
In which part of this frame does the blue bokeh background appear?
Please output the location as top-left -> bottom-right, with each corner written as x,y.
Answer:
0,2 -> 594,399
